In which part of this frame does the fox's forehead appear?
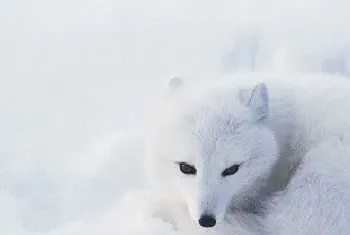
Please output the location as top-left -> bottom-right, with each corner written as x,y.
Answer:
156,86 -> 259,163
183,120 -> 250,163
160,104 -> 252,165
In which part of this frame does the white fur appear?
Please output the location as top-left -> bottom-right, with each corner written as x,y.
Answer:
144,72 -> 350,234
264,137 -> 350,235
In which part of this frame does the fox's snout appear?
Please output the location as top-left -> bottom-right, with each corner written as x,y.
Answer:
198,214 -> 216,227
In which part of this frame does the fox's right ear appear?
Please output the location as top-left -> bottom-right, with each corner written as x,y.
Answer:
168,77 -> 183,91
239,82 -> 269,121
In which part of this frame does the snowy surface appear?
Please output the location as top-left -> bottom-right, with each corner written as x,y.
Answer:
1,0 -> 350,234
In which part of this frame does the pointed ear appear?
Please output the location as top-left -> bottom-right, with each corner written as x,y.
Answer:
239,83 -> 269,121
168,77 -> 183,91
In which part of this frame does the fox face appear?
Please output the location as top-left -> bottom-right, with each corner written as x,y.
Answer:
146,78 -> 279,228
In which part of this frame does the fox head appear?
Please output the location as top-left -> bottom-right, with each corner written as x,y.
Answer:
145,77 -> 279,228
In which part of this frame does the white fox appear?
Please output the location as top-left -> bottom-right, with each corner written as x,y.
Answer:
144,73 -> 350,234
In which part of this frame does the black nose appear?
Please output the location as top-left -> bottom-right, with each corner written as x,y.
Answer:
198,214 -> 216,227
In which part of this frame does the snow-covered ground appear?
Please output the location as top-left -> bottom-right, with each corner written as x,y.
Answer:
1,0 -> 350,234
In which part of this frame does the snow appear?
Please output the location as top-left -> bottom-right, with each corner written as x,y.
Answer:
1,0 -> 350,234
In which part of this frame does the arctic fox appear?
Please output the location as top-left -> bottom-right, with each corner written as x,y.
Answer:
144,72 -> 350,233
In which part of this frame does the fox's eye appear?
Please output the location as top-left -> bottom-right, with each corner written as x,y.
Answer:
222,164 -> 240,177
179,162 -> 197,175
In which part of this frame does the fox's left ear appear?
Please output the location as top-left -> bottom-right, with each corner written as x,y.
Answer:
239,82 -> 269,121
168,77 -> 183,91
